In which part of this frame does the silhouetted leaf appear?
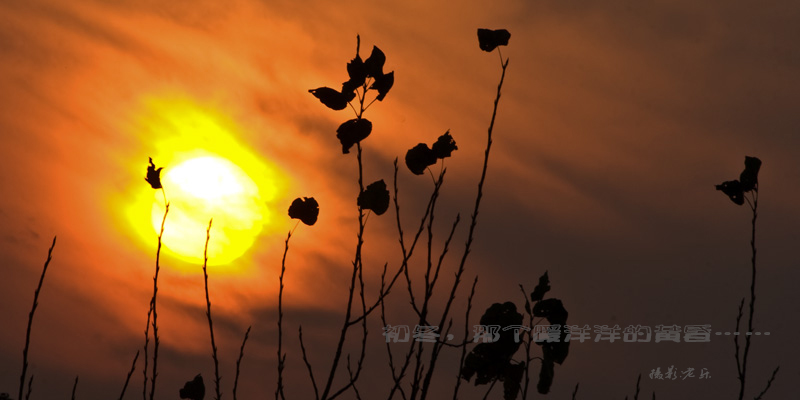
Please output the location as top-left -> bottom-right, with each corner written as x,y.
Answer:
309,87 -> 354,111
336,118 -> 372,154
540,337 -> 570,365
460,302 -> 524,387
288,197 -> 320,226
345,54 -> 367,89
145,157 -> 163,189
179,374 -> 205,400
715,180 -> 744,205
530,271 -> 550,302
739,156 -> 761,192
503,363 -> 524,400
405,143 -> 437,175
371,71 -> 394,101
532,298 -> 568,326
477,28 -> 511,52
431,130 -> 458,159
363,46 -> 386,78
537,359 -> 554,394
358,180 -> 390,215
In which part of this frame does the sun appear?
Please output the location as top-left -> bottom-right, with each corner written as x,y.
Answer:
124,95 -> 287,272
153,156 -> 265,266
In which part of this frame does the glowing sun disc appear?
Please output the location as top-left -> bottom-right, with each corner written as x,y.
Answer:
152,156 -> 266,265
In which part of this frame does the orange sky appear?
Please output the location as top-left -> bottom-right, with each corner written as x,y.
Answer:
1,0 -> 799,398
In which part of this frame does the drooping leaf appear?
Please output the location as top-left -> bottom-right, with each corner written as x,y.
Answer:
358,180 -> 390,215
336,118 -> 372,154
363,46 -> 386,78
537,359 -> 555,394
179,374 -> 205,400
309,87 -> 353,111
477,28 -> 511,52
502,363 -> 524,400
405,143 -> 437,175
540,336 -> 570,365
530,271 -> 550,302
370,71 -> 394,101
288,197 -> 320,226
715,180 -> 744,206
431,130 -> 458,159
739,156 -> 761,192
532,298 -> 568,326
145,157 -> 163,189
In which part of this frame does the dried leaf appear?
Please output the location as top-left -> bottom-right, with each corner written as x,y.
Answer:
288,197 -> 320,226
145,157 -> 163,189
477,28 -> 511,52
405,143 -> 437,175
537,358 -> 554,394
715,180 -> 744,206
530,271 -> 550,302
363,46 -> 386,78
503,363 -> 524,400
739,156 -> 761,192
309,87 -> 354,111
370,71 -> 394,101
532,298 -> 568,326
336,118 -> 372,154
431,130 -> 458,159
358,180 -> 390,215
179,374 -> 205,400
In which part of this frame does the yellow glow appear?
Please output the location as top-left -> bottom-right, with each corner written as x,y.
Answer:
154,156 -> 265,265
125,95 -> 287,272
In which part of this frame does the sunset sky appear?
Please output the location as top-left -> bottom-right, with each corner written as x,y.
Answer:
1,0 -> 799,398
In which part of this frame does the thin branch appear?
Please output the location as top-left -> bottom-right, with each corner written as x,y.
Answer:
299,326 -> 320,400
276,231 -> 291,400
71,376 -> 78,400
421,56 -> 510,400
452,277 -> 478,400
754,366 -> 779,400
119,350 -> 140,400
633,373 -> 641,400
24,375 -> 33,400
233,326 -> 251,400
572,382 -> 579,400
203,219 -> 222,400
18,236 -> 56,400
148,199 -> 168,400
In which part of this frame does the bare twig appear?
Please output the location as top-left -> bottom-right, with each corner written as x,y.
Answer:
633,373 -> 641,400
18,236 -> 56,400
233,326 -> 251,400
572,382 -> 579,400
452,277 -> 478,400
754,366 -> 779,400
147,194 -> 168,400
71,376 -> 78,400
420,56 -> 510,400
298,326 -> 320,400
202,219 -> 222,400
276,232 -> 291,400
24,375 -> 33,400
119,350 -> 140,400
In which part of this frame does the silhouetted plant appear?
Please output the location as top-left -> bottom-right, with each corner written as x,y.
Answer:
142,157 -> 169,400
714,156 -> 779,399
18,236 -> 56,400
118,350 -> 139,400
201,219 -> 222,400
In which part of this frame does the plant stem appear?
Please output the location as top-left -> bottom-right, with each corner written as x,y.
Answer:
18,236 -> 56,400
119,350 -> 139,400
203,219 -> 223,400
276,232 -> 291,400
233,326 -> 251,400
